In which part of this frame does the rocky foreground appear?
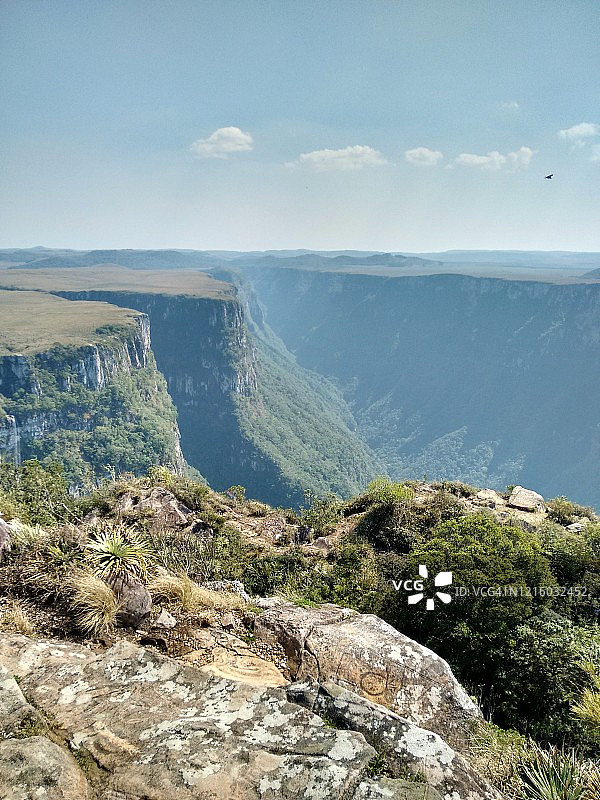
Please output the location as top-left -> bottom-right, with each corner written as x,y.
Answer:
0,598 -> 500,800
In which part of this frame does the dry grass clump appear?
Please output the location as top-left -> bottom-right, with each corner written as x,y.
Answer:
69,571 -> 118,637
0,600 -> 36,635
467,720 -> 532,800
148,574 -> 246,613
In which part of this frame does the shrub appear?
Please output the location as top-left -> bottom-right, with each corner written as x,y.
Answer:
299,491 -> 343,536
496,613 -> 600,747
69,571 -> 117,637
572,663 -> 600,745
146,466 -> 209,511
547,497 -> 596,527
520,745 -> 599,800
0,460 -> 72,525
366,477 -> 414,506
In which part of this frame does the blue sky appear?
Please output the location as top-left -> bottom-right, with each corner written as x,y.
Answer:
1,0 -> 599,251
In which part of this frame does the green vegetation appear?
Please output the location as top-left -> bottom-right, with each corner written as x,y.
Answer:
1,463 -> 599,765
235,335 -> 380,503
0,460 -> 72,525
1,341 -> 183,486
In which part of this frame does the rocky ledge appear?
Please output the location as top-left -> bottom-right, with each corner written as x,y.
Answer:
0,614 -> 500,800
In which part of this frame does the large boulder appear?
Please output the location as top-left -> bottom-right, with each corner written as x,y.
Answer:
136,486 -> 191,527
0,633 -> 377,799
507,486 -> 545,512
253,599 -> 480,748
289,680 -> 500,800
0,736 -> 91,800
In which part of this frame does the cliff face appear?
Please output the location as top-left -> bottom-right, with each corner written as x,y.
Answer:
54,287 -> 378,505
0,312 -> 185,484
55,290 -> 296,500
243,267 -> 600,508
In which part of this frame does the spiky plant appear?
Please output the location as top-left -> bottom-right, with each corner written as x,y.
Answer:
85,525 -> 154,580
69,571 -> 117,637
582,762 -> 600,800
521,746 -> 587,800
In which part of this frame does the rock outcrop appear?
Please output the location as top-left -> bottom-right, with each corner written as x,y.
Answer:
253,599 -> 480,749
0,631 -> 494,800
507,486 -> 545,512
1,634 -> 360,798
288,680 -> 500,800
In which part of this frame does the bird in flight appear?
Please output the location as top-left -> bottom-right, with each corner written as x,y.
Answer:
545,174 -> 553,179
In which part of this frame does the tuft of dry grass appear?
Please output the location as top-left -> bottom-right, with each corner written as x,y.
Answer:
69,571 -> 118,637
0,601 -> 36,636
148,574 -> 246,613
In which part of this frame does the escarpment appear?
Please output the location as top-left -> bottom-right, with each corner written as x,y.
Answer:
0,290 -> 185,483
0,268 -> 379,506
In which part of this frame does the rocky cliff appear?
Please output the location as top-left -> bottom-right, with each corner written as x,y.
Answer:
0,290 -> 185,483
0,268 -> 379,506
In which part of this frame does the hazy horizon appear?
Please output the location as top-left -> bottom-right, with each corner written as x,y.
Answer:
2,1 -> 599,252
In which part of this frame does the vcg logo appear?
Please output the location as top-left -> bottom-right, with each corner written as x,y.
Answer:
393,565 -> 453,611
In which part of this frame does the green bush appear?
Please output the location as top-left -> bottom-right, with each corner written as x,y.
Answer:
0,460 -> 73,525
299,490 -> 343,536
389,513 -> 555,702
547,496 -> 595,526
496,612 -> 600,747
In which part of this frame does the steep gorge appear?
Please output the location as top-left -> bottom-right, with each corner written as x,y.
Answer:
0,271 -> 379,505
242,267 -> 600,508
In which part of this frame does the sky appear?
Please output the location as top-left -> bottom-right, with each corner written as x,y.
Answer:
1,0 -> 599,252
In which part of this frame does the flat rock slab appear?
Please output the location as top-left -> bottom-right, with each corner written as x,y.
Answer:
354,778 -> 443,800
0,634 -> 376,800
254,599 -> 480,748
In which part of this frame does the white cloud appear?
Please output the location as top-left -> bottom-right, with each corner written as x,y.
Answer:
558,122 -> 599,142
501,101 -> 520,112
190,126 -> 253,158
289,145 -> 387,172
591,144 -> 600,162
451,146 -> 534,171
404,146 -> 443,166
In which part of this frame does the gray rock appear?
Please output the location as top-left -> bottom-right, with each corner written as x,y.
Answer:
566,522 -> 586,532
0,633 -> 377,799
254,599 -> 480,749
0,736 -> 91,800
136,486 -> 191,527
507,486 -> 545,512
0,663 -> 45,737
473,490 -> 505,509
153,608 -> 177,629
106,572 -> 152,628
202,579 -> 251,603
221,611 -> 235,630
289,680 -> 500,800
0,517 -> 11,561
354,777 -> 443,800
312,536 -> 334,553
